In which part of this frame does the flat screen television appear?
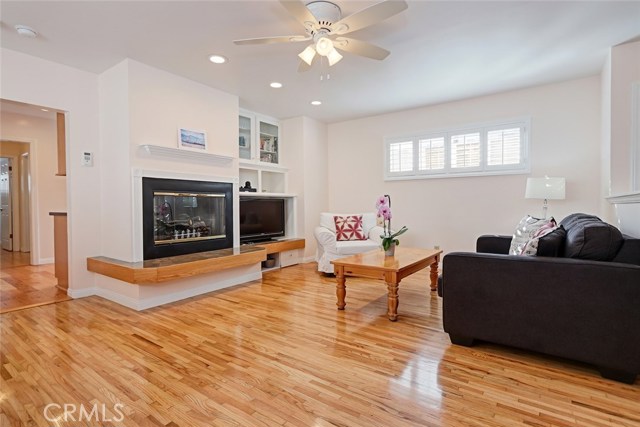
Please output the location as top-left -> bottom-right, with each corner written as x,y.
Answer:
239,198 -> 285,243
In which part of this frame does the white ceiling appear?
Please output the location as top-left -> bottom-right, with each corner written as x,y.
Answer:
1,1 -> 639,123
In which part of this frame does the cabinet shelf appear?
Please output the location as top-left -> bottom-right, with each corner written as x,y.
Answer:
239,161 -> 288,172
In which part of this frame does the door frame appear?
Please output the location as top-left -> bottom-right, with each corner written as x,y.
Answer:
0,156 -> 14,251
0,139 -> 40,265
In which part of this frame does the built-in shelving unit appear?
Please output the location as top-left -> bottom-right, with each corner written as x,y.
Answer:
238,110 -> 280,166
259,120 -> 279,164
239,161 -> 288,195
139,144 -> 234,165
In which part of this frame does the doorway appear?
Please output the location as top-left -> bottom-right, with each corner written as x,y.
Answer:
0,157 -> 13,251
0,100 -> 70,313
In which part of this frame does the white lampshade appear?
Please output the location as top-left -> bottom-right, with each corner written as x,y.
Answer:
525,177 -> 566,200
315,37 -> 333,56
326,47 -> 343,66
298,45 -> 316,66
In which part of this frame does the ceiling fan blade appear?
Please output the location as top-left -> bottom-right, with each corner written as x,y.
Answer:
334,37 -> 390,60
233,35 -> 310,45
332,0 -> 408,35
298,59 -> 312,73
279,0 -> 318,31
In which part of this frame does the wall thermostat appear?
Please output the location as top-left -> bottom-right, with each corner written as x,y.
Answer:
81,151 -> 93,167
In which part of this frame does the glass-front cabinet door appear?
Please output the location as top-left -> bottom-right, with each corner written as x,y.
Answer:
239,114 -> 253,160
259,120 -> 279,164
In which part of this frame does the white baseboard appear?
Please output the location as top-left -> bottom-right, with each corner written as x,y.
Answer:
34,257 -> 54,265
134,271 -> 262,311
302,256 -> 316,264
95,288 -> 144,311
67,287 -> 97,298
74,271 -> 263,311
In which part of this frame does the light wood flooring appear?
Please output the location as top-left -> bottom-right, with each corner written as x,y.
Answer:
0,263 -> 638,426
0,250 -> 71,314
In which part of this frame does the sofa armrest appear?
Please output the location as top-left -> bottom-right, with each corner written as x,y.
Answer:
368,225 -> 384,244
476,235 -> 511,254
441,252 -> 640,374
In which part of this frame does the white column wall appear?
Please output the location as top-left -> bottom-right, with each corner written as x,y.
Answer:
1,48 -> 100,292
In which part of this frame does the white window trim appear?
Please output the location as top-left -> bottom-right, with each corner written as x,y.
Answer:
383,117 -> 531,181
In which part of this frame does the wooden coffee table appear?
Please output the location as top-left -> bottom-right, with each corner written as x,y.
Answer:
331,247 -> 442,321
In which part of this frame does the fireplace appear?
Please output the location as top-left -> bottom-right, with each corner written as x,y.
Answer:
142,178 -> 233,260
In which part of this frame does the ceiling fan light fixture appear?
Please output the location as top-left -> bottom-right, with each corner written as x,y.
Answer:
327,48 -> 343,66
298,45 -> 316,66
315,37 -> 334,56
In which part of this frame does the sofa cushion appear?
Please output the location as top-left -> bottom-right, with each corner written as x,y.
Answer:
320,212 -> 376,235
560,213 -> 624,261
334,215 -> 366,241
335,239 -> 380,255
611,237 -> 640,266
509,216 -> 556,256
537,225 -> 567,257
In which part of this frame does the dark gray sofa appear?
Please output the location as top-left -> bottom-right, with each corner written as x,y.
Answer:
440,213 -> 640,383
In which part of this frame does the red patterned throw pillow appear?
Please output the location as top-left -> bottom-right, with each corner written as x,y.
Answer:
334,215 -> 367,241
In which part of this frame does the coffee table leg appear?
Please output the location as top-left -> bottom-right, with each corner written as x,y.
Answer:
336,266 -> 346,310
430,255 -> 440,291
386,280 -> 399,321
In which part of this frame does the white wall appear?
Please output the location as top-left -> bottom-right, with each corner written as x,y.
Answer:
0,48 -> 99,292
328,76 -> 602,253
602,40 -> 640,237
610,41 -> 640,195
600,52 -> 615,224
281,116 -> 329,259
0,125 -> 65,263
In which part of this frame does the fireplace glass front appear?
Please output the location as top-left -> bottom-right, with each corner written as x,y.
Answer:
154,192 -> 226,244
142,178 -> 233,260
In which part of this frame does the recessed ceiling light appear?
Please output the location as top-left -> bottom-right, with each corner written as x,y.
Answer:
40,108 -> 49,112
208,54 -> 227,64
270,82 -> 283,89
15,25 -> 37,38
310,100 -> 322,106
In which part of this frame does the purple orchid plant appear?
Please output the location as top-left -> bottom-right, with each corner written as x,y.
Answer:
376,195 -> 408,251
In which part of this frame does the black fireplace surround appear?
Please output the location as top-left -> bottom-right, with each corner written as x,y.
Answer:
142,177 -> 233,260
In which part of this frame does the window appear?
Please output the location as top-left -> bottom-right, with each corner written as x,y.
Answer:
450,132 -> 481,169
388,140 -> 413,173
384,118 -> 529,180
418,137 -> 445,171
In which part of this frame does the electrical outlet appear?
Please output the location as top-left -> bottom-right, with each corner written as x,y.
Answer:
434,245 -> 440,250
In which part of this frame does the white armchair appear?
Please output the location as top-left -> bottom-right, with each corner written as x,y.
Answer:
314,212 -> 384,273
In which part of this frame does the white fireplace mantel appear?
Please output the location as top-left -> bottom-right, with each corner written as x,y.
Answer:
606,192 -> 640,204
139,144 -> 234,165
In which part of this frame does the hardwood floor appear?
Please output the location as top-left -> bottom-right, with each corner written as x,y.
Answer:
0,250 -> 71,314
0,262 -> 638,426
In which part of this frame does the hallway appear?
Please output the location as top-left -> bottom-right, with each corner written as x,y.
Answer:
0,250 -> 70,313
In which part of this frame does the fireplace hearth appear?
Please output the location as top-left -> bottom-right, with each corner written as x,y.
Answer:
142,178 -> 233,260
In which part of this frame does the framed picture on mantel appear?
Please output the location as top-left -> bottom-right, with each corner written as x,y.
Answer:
178,128 -> 207,151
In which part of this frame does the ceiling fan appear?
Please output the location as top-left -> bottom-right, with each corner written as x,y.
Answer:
233,0 -> 408,71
